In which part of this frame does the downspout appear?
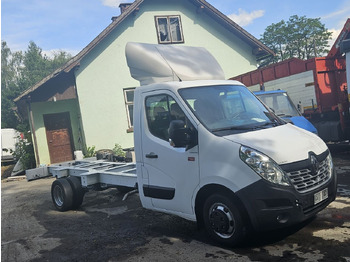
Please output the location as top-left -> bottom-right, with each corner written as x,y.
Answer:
72,66 -> 88,155
27,96 -> 40,167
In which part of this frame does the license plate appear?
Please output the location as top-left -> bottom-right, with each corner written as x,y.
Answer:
314,188 -> 328,205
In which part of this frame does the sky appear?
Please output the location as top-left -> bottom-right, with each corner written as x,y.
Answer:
1,0 -> 350,57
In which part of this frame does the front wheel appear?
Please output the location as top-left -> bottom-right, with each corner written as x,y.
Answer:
203,194 -> 245,246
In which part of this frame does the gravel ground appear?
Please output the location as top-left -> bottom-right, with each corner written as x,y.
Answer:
1,147 -> 350,262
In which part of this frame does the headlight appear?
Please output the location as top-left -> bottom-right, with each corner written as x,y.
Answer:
239,146 -> 290,186
326,153 -> 333,177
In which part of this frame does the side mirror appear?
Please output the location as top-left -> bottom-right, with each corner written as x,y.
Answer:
168,120 -> 191,148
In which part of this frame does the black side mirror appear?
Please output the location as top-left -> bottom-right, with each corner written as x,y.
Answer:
168,120 -> 195,148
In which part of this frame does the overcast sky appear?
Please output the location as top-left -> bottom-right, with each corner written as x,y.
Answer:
1,0 -> 350,56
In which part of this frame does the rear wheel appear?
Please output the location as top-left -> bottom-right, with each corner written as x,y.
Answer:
203,194 -> 244,246
51,178 -> 74,212
67,176 -> 85,209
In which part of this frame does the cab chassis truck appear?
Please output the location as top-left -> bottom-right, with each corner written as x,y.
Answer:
49,43 -> 337,246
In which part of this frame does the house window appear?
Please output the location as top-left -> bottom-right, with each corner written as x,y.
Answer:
124,88 -> 135,131
155,15 -> 184,44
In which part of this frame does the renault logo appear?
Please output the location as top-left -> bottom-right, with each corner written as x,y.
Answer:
310,155 -> 319,175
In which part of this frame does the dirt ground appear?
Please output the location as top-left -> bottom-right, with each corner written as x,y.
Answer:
1,147 -> 350,262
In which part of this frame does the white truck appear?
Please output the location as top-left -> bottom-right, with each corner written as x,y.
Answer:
1,128 -> 20,163
49,43 -> 337,246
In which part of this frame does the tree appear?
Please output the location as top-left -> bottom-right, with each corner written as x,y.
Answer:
20,41 -> 49,89
1,41 -> 23,92
259,15 -> 332,66
1,41 -> 23,128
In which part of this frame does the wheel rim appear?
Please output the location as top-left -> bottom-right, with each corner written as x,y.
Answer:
208,203 -> 235,239
53,185 -> 64,207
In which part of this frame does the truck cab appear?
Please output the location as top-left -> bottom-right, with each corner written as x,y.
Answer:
127,43 -> 337,245
254,90 -> 318,134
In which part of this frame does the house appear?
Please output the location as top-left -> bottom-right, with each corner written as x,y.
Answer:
14,0 -> 273,166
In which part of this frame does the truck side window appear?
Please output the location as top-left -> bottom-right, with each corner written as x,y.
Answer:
145,94 -> 188,142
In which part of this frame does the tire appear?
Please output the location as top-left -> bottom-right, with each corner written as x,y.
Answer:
203,194 -> 245,246
51,178 -> 74,212
67,176 -> 85,209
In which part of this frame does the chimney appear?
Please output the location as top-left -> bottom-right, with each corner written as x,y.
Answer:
119,3 -> 132,14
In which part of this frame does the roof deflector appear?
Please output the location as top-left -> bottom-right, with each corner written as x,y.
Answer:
125,42 -> 225,85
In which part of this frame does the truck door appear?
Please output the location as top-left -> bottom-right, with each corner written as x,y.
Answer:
141,92 -> 199,215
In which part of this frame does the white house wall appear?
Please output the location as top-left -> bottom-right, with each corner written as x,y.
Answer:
75,0 -> 260,151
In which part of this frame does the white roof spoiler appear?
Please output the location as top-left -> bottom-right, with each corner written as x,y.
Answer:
125,42 -> 225,85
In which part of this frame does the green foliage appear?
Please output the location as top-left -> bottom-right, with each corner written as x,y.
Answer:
1,41 -> 22,92
1,88 -> 20,128
85,146 -> 96,158
113,144 -> 126,157
13,132 -> 36,170
259,15 -> 332,66
1,42 -> 24,128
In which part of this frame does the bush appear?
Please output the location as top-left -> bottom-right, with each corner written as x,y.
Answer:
85,146 -> 96,158
13,133 -> 36,170
112,144 -> 126,157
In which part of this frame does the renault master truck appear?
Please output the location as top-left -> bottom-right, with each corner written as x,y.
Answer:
49,43 -> 337,246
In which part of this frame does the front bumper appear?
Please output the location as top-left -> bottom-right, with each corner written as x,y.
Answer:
235,168 -> 337,231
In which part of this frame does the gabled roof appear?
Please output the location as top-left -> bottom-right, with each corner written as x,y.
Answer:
15,0 -> 273,102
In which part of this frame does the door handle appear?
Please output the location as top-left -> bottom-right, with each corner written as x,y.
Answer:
145,153 -> 158,159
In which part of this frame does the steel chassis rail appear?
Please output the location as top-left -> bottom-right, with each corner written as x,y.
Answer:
48,160 -> 137,188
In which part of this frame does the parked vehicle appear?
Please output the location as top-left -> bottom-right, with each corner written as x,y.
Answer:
231,56 -> 349,142
1,128 -> 20,163
47,43 -> 337,246
254,90 -> 318,134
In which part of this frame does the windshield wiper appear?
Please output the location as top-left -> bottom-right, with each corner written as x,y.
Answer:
277,113 -> 293,117
212,121 -> 279,133
255,121 -> 278,129
211,126 -> 255,132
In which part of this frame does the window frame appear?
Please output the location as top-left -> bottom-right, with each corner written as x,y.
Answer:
123,88 -> 135,132
155,15 -> 184,44
145,94 -> 172,141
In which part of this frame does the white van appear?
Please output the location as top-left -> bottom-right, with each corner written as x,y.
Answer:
49,43 -> 337,246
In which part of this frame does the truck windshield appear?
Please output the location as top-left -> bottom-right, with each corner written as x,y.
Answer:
256,92 -> 300,117
179,85 -> 284,135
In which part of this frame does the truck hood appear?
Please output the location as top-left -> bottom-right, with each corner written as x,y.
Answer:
223,124 -> 328,165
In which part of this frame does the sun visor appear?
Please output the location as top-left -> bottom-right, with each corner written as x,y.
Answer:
125,42 -> 225,85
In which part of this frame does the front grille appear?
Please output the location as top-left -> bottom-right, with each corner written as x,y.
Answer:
286,157 -> 331,193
